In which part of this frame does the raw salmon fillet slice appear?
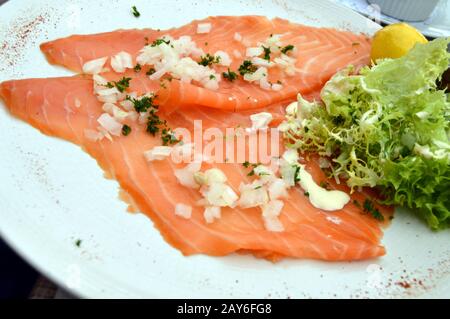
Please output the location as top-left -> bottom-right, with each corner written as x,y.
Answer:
40,16 -> 371,112
0,76 -> 392,261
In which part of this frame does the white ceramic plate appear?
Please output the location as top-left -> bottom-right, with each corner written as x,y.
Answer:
0,0 -> 449,299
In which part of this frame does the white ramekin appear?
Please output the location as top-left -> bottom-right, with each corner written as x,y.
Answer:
367,0 -> 440,22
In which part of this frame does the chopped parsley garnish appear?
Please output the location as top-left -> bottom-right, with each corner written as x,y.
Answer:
198,53 -> 221,66
122,124 -> 132,136
363,199 -> 385,221
146,68 -> 156,76
151,38 -> 170,47
294,165 -> 301,183
238,60 -> 257,76
134,63 -> 142,72
126,95 -> 178,145
75,239 -> 82,247
243,161 -> 259,168
304,191 -> 310,197
209,74 -> 216,80
161,128 -> 179,145
223,69 -> 238,82
254,186 -> 262,190
126,95 -> 155,113
243,161 -> 252,168
146,110 -> 164,135
262,46 -> 271,61
258,172 -> 271,176
106,77 -> 131,93
281,44 -> 294,54
131,6 -> 140,18
243,161 -> 260,176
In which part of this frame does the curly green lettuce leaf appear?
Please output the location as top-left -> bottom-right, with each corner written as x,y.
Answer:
284,37 -> 450,229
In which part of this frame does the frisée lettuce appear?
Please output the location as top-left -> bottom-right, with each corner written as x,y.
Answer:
284,38 -> 450,229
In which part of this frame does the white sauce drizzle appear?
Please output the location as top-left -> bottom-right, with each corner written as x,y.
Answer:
298,165 -> 350,211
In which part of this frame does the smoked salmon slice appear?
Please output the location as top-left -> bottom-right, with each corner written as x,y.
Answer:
40,16 -> 371,112
0,16 -> 393,261
0,76 -> 391,261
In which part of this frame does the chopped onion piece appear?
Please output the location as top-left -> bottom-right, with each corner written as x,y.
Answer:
112,106 -> 129,123
280,161 -> 299,187
120,100 -> 134,111
97,87 -> 120,96
93,74 -> 108,85
253,165 -> 275,183
247,112 -> 272,132
204,206 -> 221,223
246,47 -> 263,57
251,57 -> 274,68
221,185 -> 239,207
97,113 -> 122,136
204,168 -> 227,184
202,183 -> 238,207
83,57 -> 108,74
97,126 -> 113,141
102,102 -> 115,114
138,112 -> 148,124
111,51 -> 133,73
237,182 -> 269,208
243,67 -> 267,82
197,23 -> 212,34
271,83 -> 283,91
261,200 -> 284,218
214,50 -> 232,66
144,146 -> 173,162
282,149 -> 299,164
259,77 -> 272,91
234,32 -> 242,42
263,216 -> 284,232
193,172 -> 207,186
175,203 -> 192,219
102,103 -> 129,123
174,162 -> 202,189
74,99 -> 81,108
268,178 -> 289,200
126,111 -> 139,122
136,35 -> 221,91
203,78 -> 219,91
96,87 -> 123,104
274,53 -> 298,76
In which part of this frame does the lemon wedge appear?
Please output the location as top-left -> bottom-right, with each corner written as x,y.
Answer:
371,23 -> 428,62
